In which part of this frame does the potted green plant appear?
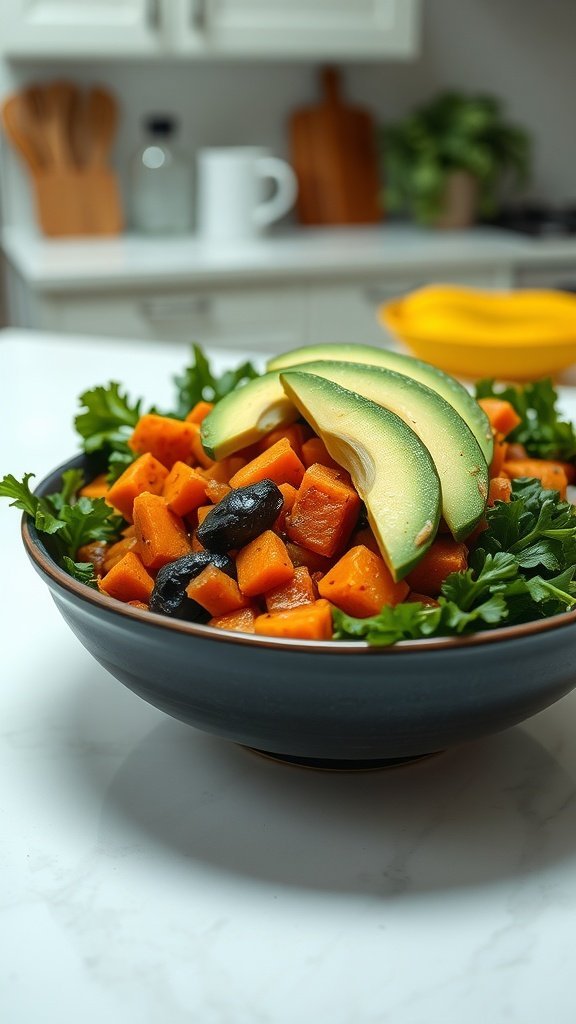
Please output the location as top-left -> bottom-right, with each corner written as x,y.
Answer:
382,92 -> 531,228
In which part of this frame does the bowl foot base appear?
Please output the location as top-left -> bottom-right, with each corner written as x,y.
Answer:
245,747 -> 444,772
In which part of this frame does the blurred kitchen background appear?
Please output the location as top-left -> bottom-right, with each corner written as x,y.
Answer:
0,0 -> 575,353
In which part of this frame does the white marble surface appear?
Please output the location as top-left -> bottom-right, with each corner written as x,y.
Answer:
2,328 -> 576,1024
4,223 -> 576,291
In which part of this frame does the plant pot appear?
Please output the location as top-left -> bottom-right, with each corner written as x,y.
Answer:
434,170 -> 479,229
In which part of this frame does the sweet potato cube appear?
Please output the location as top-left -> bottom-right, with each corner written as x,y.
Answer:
99,550 -> 154,603
201,456 -> 246,484
503,459 -> 568,499
490,433 -> 508,478
319,545 -> 409,617
186,565 -> 247,617
488,477 -> 512,506
229,437 -> 305,489
185,400 -> 214,424
205,479 -> 231,504
254,599 -> 333,640
162,461 -> 208,517
106,452 -> 169,522
236,530 -> 294,597
350,526 -> 381,556
77,540 -> 108,576
477,398 -> 522,436
300,436 -> 341,471
274,482 -> 298,533
286,463 -> 361,558
405,537 -> 468,597
258,424 -> 305,458
265,565 -> 316,612
102,535 -> 137,573
133,491 -> 192,570
284,541 -> 334,574
79,473 -> 110,501
129,413 -> 200,469
209,605 -> 259,634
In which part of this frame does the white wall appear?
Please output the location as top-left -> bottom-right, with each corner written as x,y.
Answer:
2,0 -> 575,231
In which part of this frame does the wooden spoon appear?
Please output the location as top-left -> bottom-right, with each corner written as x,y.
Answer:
0,94 -> 45,174
84,86 -> 118,168
81,86 -> 123,234
42,80 -> 78,170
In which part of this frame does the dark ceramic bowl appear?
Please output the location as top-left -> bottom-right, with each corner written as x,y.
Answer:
22,455 -> 576,769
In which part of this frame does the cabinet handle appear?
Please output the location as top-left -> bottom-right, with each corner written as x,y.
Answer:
190,0 -> 207,32
146,0 -> 161,29
139,296 -> 213,321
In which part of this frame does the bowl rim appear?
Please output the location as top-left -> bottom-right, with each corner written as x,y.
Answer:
22,509 -> 576,658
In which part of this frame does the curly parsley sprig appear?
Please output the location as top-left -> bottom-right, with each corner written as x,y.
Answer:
0,470 -> 123,587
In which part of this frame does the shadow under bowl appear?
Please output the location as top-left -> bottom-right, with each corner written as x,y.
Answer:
22,455 -> 576,769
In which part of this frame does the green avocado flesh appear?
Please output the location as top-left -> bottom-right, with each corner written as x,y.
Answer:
298,360 -> 488,540
201,372 -> 299,459
267,343 -> 493,464
280,371 -> 441,580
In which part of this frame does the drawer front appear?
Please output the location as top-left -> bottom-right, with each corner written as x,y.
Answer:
43,285 -> 307,352
514,264 -> 576,290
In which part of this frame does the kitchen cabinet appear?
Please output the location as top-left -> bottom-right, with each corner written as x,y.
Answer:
1,0 -> 421,60
6,270 -> 512,352
171,0 -> 421,60
307,270 -> 510,348
12,282 -> 309,352
8,223 -> 576,351
514,263 -> 576,291
0,0 -> 166,57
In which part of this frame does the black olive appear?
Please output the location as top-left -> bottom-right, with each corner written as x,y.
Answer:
197,478 -> 283,553
150,551 -> 236,621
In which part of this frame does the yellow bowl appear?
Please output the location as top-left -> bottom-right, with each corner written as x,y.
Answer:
380,296 -> 576,381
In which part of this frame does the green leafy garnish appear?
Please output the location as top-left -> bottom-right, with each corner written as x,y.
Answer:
73,345 -> 260,480
172,343 -> 259,419
74,382 -> 142,484
2,344 -> 261,586
0,470 -> 123,587
333,479 -> 576,646
475,378 -> 576,462
75,381 -> 142,453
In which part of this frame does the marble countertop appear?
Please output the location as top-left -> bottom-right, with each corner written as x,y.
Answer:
2,328 -> 576,1024
3,224 -> 576,292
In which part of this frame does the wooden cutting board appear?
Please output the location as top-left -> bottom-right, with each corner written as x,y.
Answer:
289,67 -> 382,226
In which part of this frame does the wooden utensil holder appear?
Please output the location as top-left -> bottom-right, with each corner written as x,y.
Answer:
32,168 -> 123,237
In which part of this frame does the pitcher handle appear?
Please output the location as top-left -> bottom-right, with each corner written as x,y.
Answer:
254,156 -> 298,228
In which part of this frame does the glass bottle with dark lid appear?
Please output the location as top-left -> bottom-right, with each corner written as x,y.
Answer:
129,114 -> 192,233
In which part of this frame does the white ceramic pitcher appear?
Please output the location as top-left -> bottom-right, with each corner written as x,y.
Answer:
196,146 -> 297,242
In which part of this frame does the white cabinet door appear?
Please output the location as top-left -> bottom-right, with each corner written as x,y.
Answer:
1,0 -> 166,57
172,0 -> 420,59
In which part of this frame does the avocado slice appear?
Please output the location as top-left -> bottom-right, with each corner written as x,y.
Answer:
267,343 -> 493,464
296,360 -> 488,539
280,370 -> 441,580
201,372 -> 299,459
